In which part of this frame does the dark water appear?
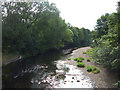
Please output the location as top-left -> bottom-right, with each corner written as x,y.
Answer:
2,50 -> 94,88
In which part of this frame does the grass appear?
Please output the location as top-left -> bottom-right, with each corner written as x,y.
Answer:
79,57 -> 84,60
86,49 -> 93,56
87,65 -> 100,74
82,52 -> 87,54
77,62 -> 85,67
74,57 -> 79,61
77,59 -> 83,62
67,58 -> 71,60
87,57 -> 91,62
86,49 -> 96,61
74,57 -> 84,62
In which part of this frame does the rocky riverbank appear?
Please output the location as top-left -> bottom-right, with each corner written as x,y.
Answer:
66,47 -> 118,88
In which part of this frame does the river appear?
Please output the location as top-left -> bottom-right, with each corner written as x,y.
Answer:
2,49 -> 95,88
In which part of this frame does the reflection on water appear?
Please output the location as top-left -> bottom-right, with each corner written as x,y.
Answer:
55,60 -> 94,88
2,50 -> 95,88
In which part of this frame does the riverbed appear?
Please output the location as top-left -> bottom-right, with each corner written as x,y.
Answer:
2,47 -> 118,88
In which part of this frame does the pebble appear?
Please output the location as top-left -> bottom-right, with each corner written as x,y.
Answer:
30,80 -> 34,84
77,80 -> 80,82
13,76 -> 18,78
81,78 -> 84,80
35,80 -> 38,83
38,82 -> 41,84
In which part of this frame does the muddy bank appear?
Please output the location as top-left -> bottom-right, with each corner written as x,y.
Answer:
2,47 -> 77,66
2,55 -> 22,65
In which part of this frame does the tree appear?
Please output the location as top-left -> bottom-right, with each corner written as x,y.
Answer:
2,1 -> 73,56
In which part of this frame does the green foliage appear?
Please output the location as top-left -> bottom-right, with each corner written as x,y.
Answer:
74,57 -> 79,61
82,52 -> 87,54
91,2 -> 120,73
68,26 -> 91,47
94,13 -> 110,38
87,65 -> 100,74
67,58 -> 71,60
87,57 -> 91,62
79,57 -> 84,60
2,1 -> 73,57
2,1 -> 91,58
77,59 -> 83,62
113,81 -> 120,88
74,57 -> 84,62
86,49 -> 93,56
77,62 -> 85,67
92,45 -> 120,70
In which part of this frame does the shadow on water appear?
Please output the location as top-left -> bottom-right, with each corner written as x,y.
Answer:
2,50 -> 63,88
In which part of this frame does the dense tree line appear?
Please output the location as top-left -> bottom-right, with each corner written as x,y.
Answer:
68,25 -> 91,47
2,1 -> 91,57
91,2 -> 120,87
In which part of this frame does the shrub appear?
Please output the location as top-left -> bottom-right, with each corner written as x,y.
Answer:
113,81 -> 120,88
86,49 -> 93,56
91,45 -> 120,71
74,57 -> 84,62
67,58 -> 71,60
87,65 -> 93,72
74,57 -> 79,61
87,57 -> 91,62
83,52 -> 87,54
87,65 -> 100,74
93,69 -> 100,74
77,59 -> 83,62
77,62 -> 85,67
79,57 -> 84,60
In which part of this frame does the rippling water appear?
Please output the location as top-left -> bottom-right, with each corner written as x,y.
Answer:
2,50 -> 95,88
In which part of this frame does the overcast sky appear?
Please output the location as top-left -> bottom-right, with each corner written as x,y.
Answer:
48,0 -> 118,30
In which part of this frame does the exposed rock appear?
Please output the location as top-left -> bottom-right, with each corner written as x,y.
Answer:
38,82 -> 41,85
77,80 -> 80,82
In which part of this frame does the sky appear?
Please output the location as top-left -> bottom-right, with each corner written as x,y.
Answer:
48,0 -> 119,30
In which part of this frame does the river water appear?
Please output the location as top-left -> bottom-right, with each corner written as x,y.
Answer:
2,50 -> 95,88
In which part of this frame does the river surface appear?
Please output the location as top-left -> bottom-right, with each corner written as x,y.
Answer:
2,50 -> 95,88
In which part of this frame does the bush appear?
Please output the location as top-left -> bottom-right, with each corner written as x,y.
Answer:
79,57 -> 84,60
87,65 -> 100,74
77,59 -> 83,62
82,52 -> 87,54
87,57 -> 91,62
67,58 -> 71,60
87,65 -> 93,72
113,81 -> 120,88
86,49 -> 93,56
74,57 -> 79,61
74,57 -> 84,62
77,62 -> 85,67
91,45 -> 120,71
